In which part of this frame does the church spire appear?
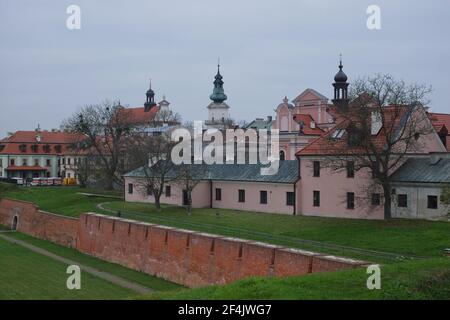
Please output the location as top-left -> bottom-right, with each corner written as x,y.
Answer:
332,54 -> 349,107
144,78 -> 157,112
209,61 -> 227,103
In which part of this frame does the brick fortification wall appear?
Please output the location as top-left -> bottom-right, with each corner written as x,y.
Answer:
0,198 -> 78,248
0,199 -> 368,287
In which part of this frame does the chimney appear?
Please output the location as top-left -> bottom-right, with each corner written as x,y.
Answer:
371,111 -> 382,135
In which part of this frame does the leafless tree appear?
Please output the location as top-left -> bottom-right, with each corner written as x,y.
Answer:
126,133 -> 178,211
62,100 -> 135,190
321,74 -> 434,219
175,163 -> 208,215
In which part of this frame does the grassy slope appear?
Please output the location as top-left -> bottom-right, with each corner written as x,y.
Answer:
4,186 -> 449,259
3,186 -> 113,217
144,258 -> 450,300
5,231 -> 182,292
0,236 -> 136,300
3,186 -> 449,300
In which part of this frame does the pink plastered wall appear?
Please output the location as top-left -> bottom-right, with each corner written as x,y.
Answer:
298,158 -> 385,220
211,181 -> 296,215
125,177 -> 211,207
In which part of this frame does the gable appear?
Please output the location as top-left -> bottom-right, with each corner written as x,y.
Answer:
293,89 -> 328,105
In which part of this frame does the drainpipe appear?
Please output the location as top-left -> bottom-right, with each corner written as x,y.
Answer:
210,180 -> 213,209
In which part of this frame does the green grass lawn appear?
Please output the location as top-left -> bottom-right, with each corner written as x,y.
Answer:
0,236 -> 138,299
3,185 -> 450,261
4,231 -> 182,292
2,185 -> 450,300
2,185 -> 119,217
143,258 -> 450,300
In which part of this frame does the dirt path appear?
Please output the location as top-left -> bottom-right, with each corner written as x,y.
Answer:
0,233 -> 154,295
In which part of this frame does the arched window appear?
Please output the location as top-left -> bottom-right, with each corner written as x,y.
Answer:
279,150 -> 285,161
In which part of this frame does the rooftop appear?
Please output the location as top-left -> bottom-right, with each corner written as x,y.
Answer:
390,156 -> 450,184
124,160 -> 299,184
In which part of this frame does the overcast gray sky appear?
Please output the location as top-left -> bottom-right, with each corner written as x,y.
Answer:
1,0 -> 449,136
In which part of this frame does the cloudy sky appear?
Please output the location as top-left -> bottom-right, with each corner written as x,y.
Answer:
0,0 -> 449,136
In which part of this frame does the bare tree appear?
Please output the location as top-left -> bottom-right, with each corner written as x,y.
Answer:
126,132 -> 178,211
62,100 -> 134,190
175,163 -> 208,215
322,74 -> 434,219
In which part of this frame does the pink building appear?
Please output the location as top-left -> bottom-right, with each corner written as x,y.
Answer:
124,162 -> 299,215
271,89 -> 335,160
296,105 -> 447,220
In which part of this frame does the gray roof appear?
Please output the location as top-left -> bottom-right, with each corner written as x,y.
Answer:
390,157 -> 450,184
124,160 -> 299,183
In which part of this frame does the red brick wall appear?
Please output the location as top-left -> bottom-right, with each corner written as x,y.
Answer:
0,199 -> 368,288
0,198 -> 78,248
76,213 -> 368,287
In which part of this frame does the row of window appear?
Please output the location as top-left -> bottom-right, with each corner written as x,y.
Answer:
312,161 -> 355,178
7,158 -> 52,167
16,144 -> 62,153
4,157 -> 83,167
397,194 -> 439,209
217,188 -> 295,206
312,191 -> 382,209
127,184 -> 295,206
311,191 -> 439,210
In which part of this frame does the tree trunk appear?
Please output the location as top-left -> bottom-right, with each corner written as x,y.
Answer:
154,194 -> 161,212
383,185 -> 392,220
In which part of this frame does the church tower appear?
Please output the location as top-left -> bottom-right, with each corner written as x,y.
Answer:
206,62 -> 231,128
332,56 -> 349,108
144,80 -> 157,112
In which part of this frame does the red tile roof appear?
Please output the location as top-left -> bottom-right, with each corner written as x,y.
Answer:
297,105 -> 411,156
292,114 -> 324,135
428,112 -> 450,151
117,106 -> 158,125
0,131 -> 84,155
428,112 -> 450,132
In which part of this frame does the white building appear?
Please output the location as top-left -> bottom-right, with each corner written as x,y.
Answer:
390,153 -> 450,219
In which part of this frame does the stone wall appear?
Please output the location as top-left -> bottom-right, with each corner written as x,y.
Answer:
0,198 -> 368,288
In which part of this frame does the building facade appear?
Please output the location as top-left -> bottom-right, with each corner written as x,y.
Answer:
0,130 -> 83,180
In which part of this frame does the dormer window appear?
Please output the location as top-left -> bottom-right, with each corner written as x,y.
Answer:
55,145 -> 62,153
31,144 -> 39,153
331,129 -> 345,139
19,144 -> 27,152
43,144 -> 51,153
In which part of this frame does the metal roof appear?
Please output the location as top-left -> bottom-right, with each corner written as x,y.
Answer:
124,160 -> 299,183
390,157 -> 450,184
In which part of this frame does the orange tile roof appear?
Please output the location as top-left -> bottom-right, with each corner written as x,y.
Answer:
0,131 -> 84,155
428,112 -> 450,151
117,106 -> 158,125
292,114 -> 324,135
297,105 -> 411,156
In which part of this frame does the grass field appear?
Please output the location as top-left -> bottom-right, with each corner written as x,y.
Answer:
144,257 -> 450,300
3,185 -> 450,261
0,235 -> 138,299
2,184 -> 450,300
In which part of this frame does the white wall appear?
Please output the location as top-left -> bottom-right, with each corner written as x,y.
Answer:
391,183 -> 448,219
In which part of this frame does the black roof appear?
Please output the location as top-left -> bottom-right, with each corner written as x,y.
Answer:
124,160 -> 299,184
390,157 -> 450,184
